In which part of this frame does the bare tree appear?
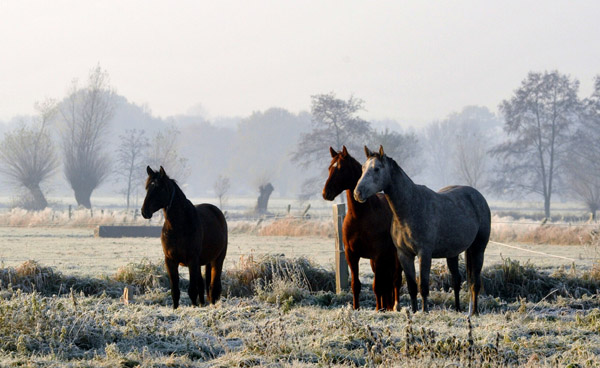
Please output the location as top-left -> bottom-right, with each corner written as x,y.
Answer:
423,120 -> 455,188
256,183 -> 274,215
453,124 -> 488,189
292,92 -> 371,198
145,125 -> 189,183
59,65 -> 115,208
0,100 -> 59,210
566,75 -> 600,219
252,172 -> 274,215
565,155 -> 600,220
490,71 -> 580,218
293,93 -> 370,167
213,174 -> 231,210
115,129 -> 149,210
369,127 -> 421,176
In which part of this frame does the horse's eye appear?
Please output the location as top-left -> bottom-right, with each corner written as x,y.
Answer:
374,167 -> 380,173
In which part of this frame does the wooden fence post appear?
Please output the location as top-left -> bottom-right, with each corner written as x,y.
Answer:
333,203 -> 349,293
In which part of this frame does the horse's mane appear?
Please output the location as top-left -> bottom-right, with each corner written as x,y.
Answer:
331,151 -> 360,168
145,171 -> 179,190
368,152 -> 413,184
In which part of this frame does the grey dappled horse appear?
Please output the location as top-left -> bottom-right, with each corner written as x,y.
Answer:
354,146 -> 490,316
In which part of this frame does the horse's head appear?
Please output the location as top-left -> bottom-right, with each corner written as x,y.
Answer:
141,166 -> 174,219
323,146 -> 360,201
354,145 -> 390,203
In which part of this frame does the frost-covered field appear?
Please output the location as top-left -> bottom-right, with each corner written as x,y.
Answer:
0,224 -> 599,366
0,225 -> 596,276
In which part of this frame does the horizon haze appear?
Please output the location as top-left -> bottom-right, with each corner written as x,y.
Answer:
1,1 -> 599,126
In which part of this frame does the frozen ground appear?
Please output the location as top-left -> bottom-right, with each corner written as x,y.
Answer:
0,226 -> 595,279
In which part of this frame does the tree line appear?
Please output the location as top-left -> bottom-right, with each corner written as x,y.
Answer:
0,66 -> 188,210
299,71 -> 599,220
0,68 -> 598,220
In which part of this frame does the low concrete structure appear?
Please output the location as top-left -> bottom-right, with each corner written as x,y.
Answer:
95,226 -> 162,238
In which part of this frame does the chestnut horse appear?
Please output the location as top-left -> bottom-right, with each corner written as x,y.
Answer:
354,146 -> 490,316
323,146 -> 402,311
141,166 -> 228,309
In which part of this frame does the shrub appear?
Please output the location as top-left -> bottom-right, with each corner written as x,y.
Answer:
0,260 -> 122,297
223,254 -> 335,299
113,259 -> 170,291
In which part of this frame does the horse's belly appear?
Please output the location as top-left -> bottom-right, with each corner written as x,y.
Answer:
431,248 -> 462,259
431,235 -> 475,258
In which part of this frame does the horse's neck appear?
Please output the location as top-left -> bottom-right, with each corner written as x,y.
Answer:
344,161 -> 370,217
384,162 -> 416,220
345,186 -> 377,217
163,184 -> 195,231
344,189 -> 363,216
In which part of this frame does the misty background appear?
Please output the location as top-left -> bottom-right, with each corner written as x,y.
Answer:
0,2 -> 599,218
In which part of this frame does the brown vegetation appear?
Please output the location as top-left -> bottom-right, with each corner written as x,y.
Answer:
490,216 -> 599,245
257,217 -> 334,237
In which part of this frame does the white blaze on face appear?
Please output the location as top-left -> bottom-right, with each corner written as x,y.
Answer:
354,157 -> 382,202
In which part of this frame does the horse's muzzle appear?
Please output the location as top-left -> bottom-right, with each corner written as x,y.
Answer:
141,208 -> 153,219
353,189 -> 367,203
322,189 -> 334,201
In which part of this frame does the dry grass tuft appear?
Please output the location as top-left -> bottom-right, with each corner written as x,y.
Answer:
223,254 -> 336,301
491,215 -> 599,245
0,207 -> 151,228
0,260 -> 121,297
257,217 -> 334,237
427,256 -> 600,303
113,259 -> 170,291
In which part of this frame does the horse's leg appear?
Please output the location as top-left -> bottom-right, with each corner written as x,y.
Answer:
370,259 -> 379,310
418,254 -> 432,313
370,259 -> 383,311
383,275 -> 395,311
398,251 -> 418,312
375,255 -> 397,311
188,261 -> 203,306
466,241 -> 486,316
209,249 -> 226,304
347,251 -> 361,310
393,256 -> 403,311
165,259 -> 180,309
205,263 -> 213,303
446,256 -> 462,312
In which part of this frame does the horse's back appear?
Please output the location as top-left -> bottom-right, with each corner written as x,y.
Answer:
195,203 -> 228,262
437,185 -> 491,233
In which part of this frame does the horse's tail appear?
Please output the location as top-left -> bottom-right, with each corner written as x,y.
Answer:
462,187 -> 491,238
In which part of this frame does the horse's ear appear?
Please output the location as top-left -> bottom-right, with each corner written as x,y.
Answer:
379,145 -> 385,157
329,147 -> 337,158
159,166 -> 166,178
364,145 -> 371,158
147,166 -> 154,176
342,146 -> 348,156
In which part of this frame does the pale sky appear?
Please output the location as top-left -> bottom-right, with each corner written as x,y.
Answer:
1,1 -> 599,126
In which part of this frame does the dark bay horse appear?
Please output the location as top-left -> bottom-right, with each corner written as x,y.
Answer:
141,166 -> 228,309
323,146 -> 402,311
354,146 -> 490,316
